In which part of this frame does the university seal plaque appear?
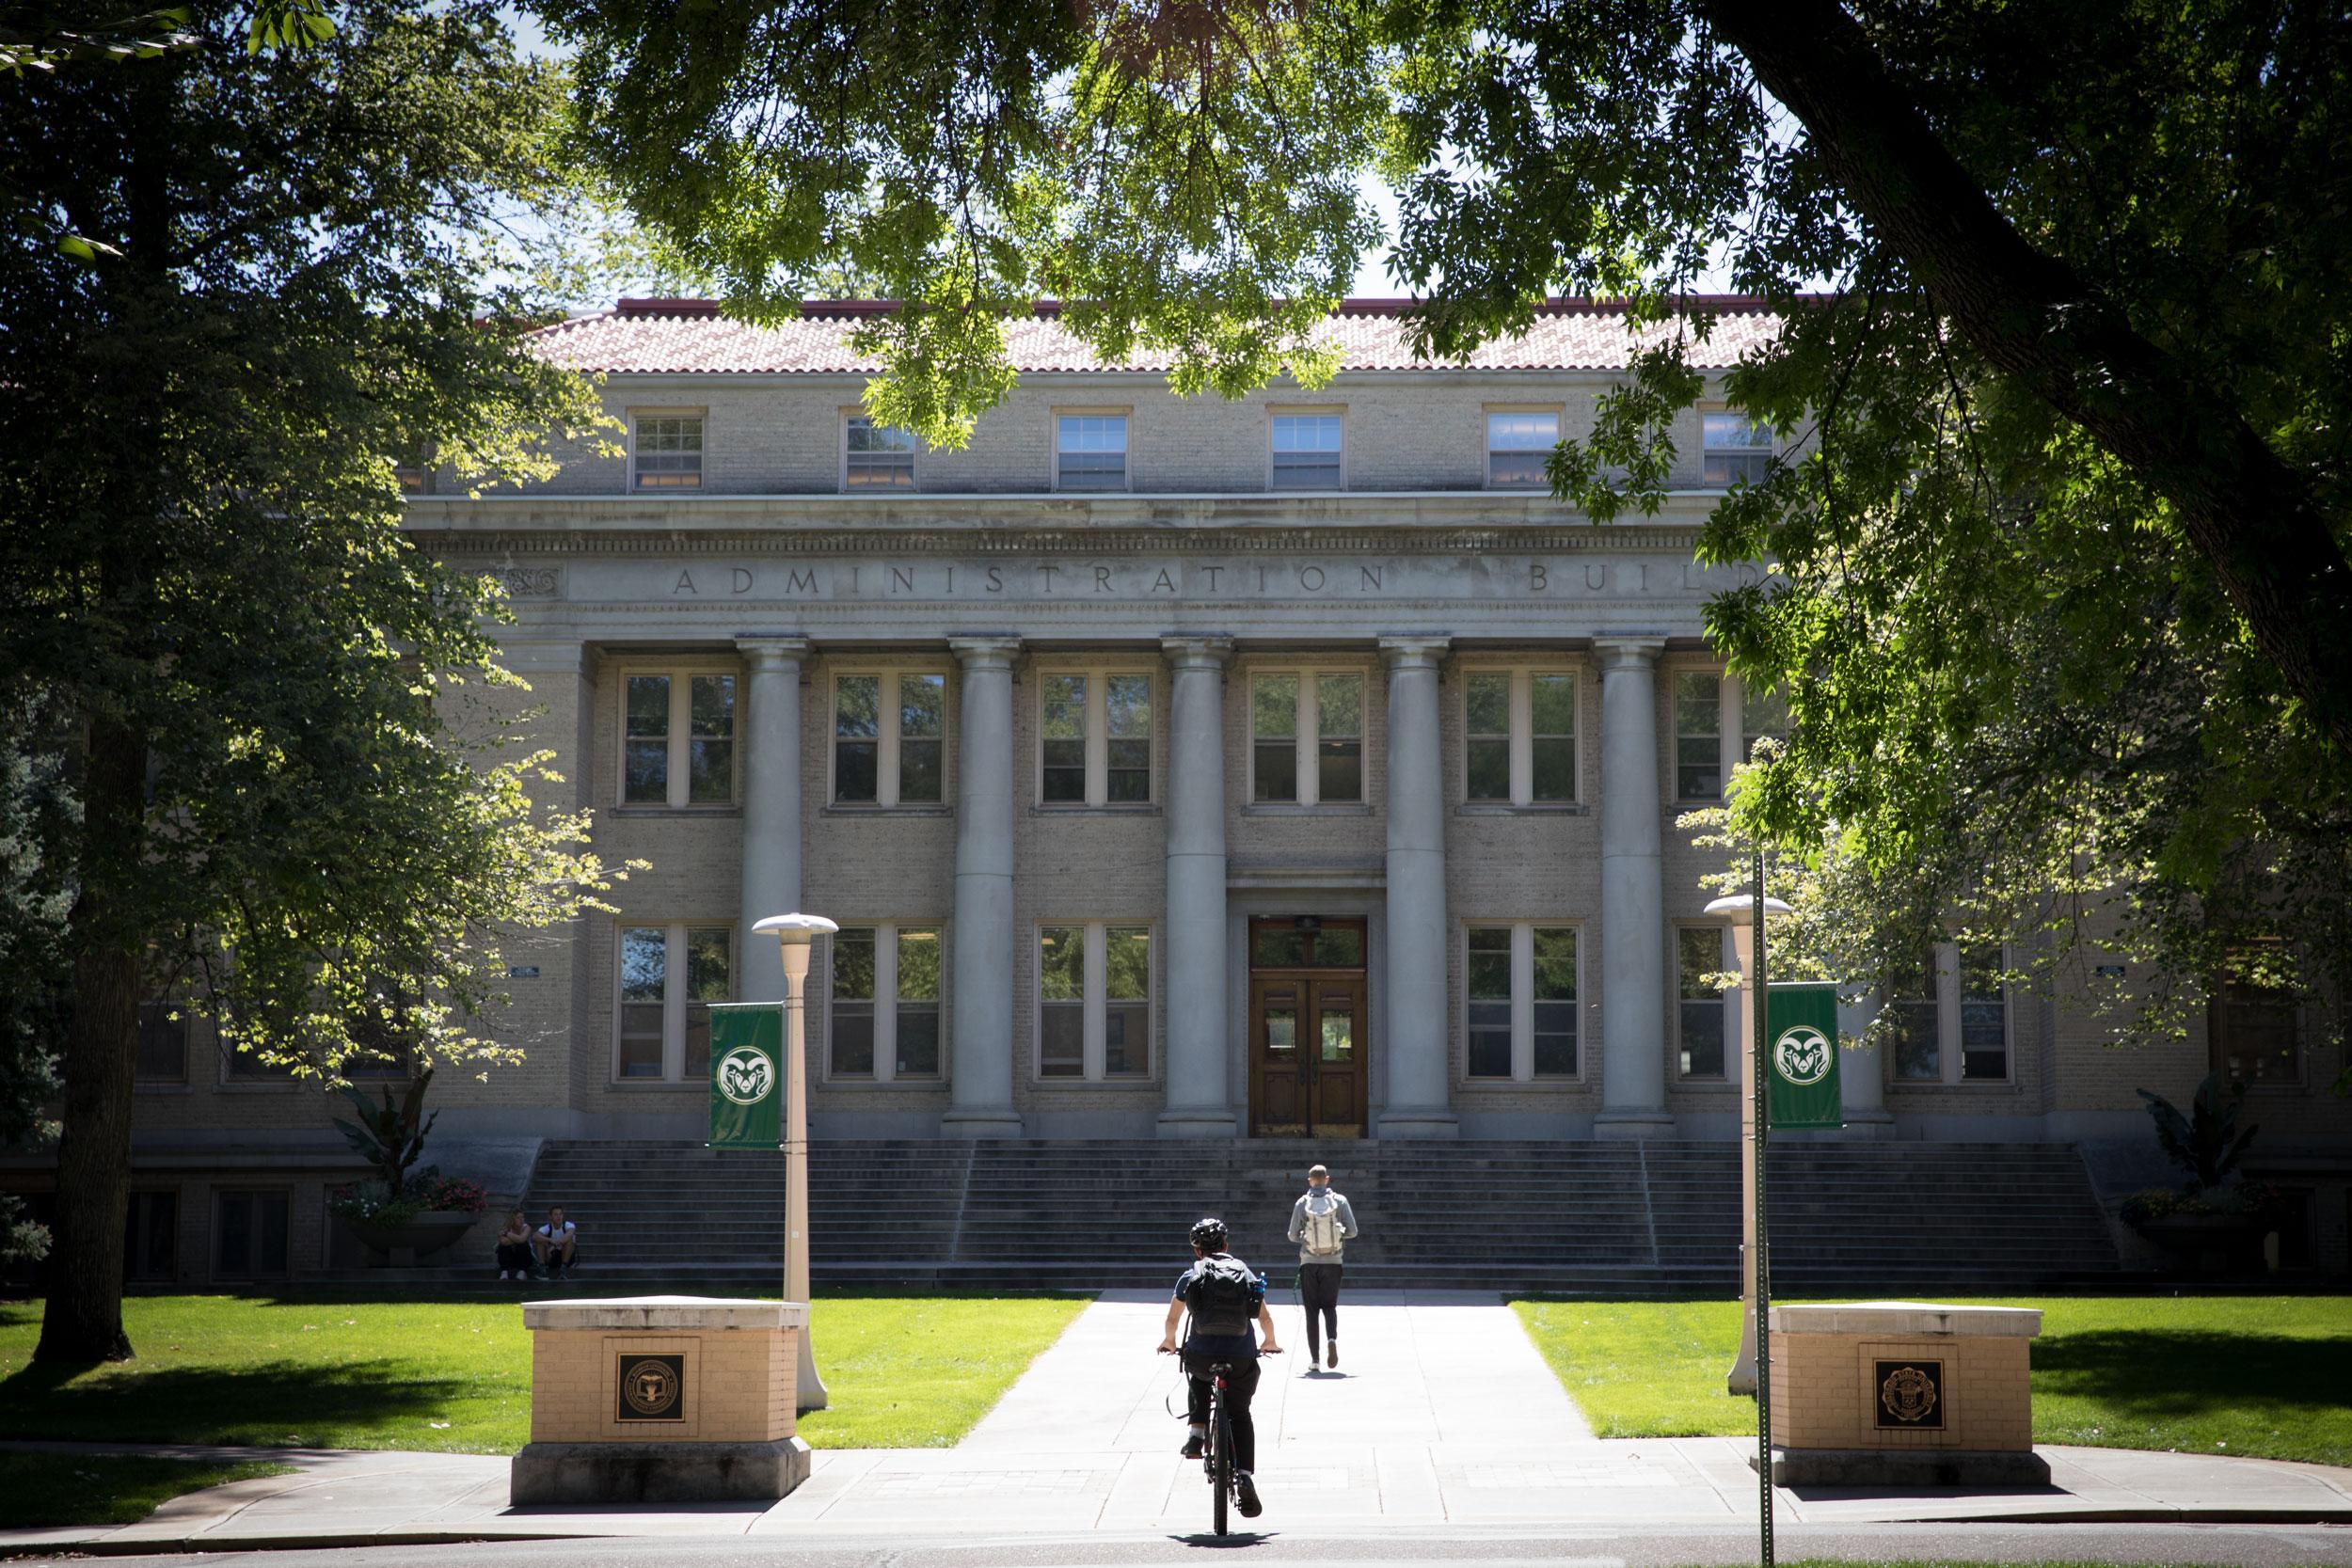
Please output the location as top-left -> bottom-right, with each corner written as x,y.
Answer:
1874,1359 -> 1944,1428
616,1354 -> 687,1421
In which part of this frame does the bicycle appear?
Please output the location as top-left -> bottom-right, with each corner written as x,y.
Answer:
1192,1348 -> 1275,1536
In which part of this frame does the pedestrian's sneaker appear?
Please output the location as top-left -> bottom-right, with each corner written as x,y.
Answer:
1327,1341 -> 1338,1370
1181,1433 -> 1205,1460
1235,1470 -> 1263,1518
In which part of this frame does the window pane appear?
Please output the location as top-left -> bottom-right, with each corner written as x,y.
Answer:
625,674 -> 670,802
1487,412 -> 1558,486
619,926 -> 667,1079
1042,674 -> 1088,802
1253,675 -> 1298,801
688,675 -> 735,802
634,416 -> 704,489
1886,947 -> 1940,1081
1702,411 -> 1772,485
1317,675 -> 1362,802
1271,414 -> 1343,488
896,1004 -> 940,1076
1105,674 -> 1150,801
1468,1001 -> 1513,1077
682,927 -> 729,1079
1678,927 -> 1726,1079
1319,1007 -> 1354,1063
1531,673 -> 1575,736
830,929 -> 877,1077
834,676 -> 879,802
1468,928 -> 1513,1000
1255,927 -> 1308,966
1958,946 -> 2006,1081
2220,982 -> 2299,1083
1467,738 -> 1509,801
898,673 -> 945,803
1741,682 -> 1788,762
1531,737 -> 1575,801
1316,926 -> 1362,966
1265,1006 -> 1296,1055
136,1000 -> 188,1081
1039,927 -> 1085,1001
1466,673 -> 1510,736
1532,927 -> 1577,1076
1106,926 -> 1152,1075
1676,673 -> 1722,799
1466,673 -> 1509,801
898,927 -> 941,1000
846,417 -> 916,489
1057,415 -> 1127,489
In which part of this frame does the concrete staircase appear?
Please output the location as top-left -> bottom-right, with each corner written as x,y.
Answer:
512,1138 -> 2120,1294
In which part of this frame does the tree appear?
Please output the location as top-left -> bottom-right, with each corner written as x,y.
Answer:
542,0 -> 2352,1075
0,0 -> 624,1361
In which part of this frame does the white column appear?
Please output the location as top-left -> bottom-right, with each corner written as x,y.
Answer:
1838,992 -> 1894,1134
1595,636 -> 1673,1137
1376,636 -> 1457,1137
1159,637 -> 1239,1136
736,637 -> 810,1006
942,638 -> 1024,1136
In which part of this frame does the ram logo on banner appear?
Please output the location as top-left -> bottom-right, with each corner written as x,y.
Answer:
1765,981 -> 1843,1130
708,1002 -> 785,1151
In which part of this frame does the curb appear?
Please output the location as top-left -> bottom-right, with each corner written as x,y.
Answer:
0,1529 -> 609,1558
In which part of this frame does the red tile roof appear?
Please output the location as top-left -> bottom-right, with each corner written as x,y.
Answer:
524,298 -> 1789,376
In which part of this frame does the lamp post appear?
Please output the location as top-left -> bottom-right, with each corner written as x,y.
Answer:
1704,889 -> 1791,1397
754,911 -> 836,1413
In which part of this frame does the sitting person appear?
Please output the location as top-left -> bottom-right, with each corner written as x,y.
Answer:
495,1209 -> 534,1280
533,1206 -> 579,1279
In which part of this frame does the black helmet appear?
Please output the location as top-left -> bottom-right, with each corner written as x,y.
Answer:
1189,1216 -> 1229,1251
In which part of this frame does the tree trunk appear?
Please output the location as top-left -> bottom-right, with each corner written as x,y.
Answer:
1702,0 -> 2352,766
35,709 -> 147,1364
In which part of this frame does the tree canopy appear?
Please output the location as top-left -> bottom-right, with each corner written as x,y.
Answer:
546,0 -> 2351,1069
1,0 -> 623,1358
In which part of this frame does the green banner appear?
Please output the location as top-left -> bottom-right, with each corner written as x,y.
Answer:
1765,982 -> 1843,1130
707,1003 -> 784,1151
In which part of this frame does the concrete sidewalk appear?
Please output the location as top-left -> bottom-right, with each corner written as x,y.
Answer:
9,1291 -> 2352,1554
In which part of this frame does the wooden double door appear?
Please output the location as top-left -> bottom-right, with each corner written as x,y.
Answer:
1248,918 -> 1368,1138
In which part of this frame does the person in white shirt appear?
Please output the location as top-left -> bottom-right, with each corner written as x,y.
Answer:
533,1207 -> 579,1278
1285,1164 -> 1359,1370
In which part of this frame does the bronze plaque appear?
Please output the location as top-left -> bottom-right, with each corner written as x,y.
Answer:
1874,1358 -> 1944,1429
616,1353 -> 687,1421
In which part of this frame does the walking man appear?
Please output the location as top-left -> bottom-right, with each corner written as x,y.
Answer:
1286,1164 -> 1359,1370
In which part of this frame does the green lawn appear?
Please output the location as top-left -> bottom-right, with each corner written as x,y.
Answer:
1512,1296 -> 2352,1468
0,1292 -> 1088,1454
0,1452 -> 295,1528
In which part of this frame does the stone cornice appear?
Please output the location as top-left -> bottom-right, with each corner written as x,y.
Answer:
404,490 -> 1724,556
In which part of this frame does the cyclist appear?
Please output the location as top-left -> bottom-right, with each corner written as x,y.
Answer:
1157,1216 -> 1282,1519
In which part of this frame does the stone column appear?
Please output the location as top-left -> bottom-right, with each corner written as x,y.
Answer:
1837,992 -> 1894,1135
1376,636 -> 1457,1138
735,637 -> 811,1006
1159,637 -> 1239,1136
1595,637 -> 1673,1138
942,638 -> 1024,1136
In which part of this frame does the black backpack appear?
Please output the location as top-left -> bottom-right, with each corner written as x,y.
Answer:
1184,1255 -> 1263,1337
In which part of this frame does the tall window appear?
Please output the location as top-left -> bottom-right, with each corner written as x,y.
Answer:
1057,414 -> 1128,490
1887,945 -> 1942,1081
845,416 -> 916,489
125,1190 -> 177,1283
1486,411 -> 1558,488
1252,672 -> 1362,804
834,672 -> 946,805
1701,411 -> 1772,485
1271,413 -> 1343,489
1676,673 -> 1723,800
632,414 -> 704,490
213,1190 -> 289,1280
621,670 -> 736,807
617,923 -> 731,1082
1037,924 -> 1152,1080
1463,924 -> 1580,1081
828,925 -> 943,1080
1464,668 -> 1577,804
1039,672 -> 1152,806
1959,945 -> 2009,1081
136,1000 -> 189,1082
2212,960 -> 2301,1085
1677,927 -> 1728,1079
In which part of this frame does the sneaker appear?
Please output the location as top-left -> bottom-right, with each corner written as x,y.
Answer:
1235,1471 -> 1263,1518
1181,1433 -> 1205,1460
498,1271 -> 510,1280
1327,1341 -> 1339,1370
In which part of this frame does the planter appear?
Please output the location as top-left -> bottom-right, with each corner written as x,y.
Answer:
338,1209 -> 479,1267
2128,1210 -> 2272,1275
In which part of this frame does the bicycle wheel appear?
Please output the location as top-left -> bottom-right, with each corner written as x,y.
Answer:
1210,1384 -> 1232,1536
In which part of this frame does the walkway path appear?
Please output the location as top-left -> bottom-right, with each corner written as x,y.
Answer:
9,1292 -> 2352,1553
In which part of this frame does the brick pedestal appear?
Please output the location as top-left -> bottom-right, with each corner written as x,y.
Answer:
510,1295 -> 812,1505
1757,1301 -> 2048,1488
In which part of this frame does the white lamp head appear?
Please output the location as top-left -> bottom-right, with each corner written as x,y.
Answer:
754,912 -> 840,947
1702,894 -> 1793,926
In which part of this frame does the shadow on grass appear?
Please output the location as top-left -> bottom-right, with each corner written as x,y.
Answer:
2034,1328 -> 2352,1419
0,1358 -> 476,1447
